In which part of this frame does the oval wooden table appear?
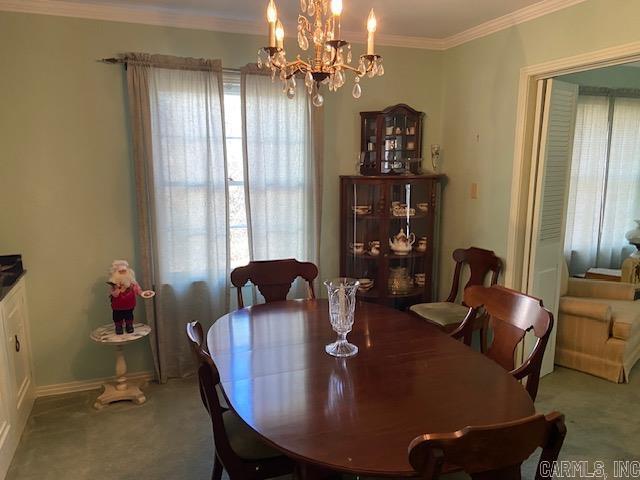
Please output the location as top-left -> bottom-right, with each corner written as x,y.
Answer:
207,299 -> 535,477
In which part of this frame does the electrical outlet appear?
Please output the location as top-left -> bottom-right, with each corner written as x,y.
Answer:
470,182 -> 478,199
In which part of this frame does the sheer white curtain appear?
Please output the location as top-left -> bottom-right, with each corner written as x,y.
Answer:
564,94 -> 640,274
600,97 -> 640,267
241,69 -> 321,285
127,54 -> 229,381
564,95 -> 609,274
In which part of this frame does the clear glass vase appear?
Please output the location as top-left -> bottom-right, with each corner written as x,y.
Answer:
324,278 -> 360,357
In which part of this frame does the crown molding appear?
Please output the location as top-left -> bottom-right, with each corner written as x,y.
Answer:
443,0 -> 588,49
0,0 -> 587,51
341,29 -> 447,51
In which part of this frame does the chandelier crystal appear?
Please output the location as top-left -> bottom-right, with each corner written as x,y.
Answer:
258,0 -> 384,106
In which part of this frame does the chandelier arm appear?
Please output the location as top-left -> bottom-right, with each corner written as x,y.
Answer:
329,46 -> 338,67
279,59 -> 313,79
336,64 -> 364,75
290,59 -> 312,71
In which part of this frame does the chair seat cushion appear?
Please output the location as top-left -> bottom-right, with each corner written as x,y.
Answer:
409,302 -> 470,327
222,410 -> 282,460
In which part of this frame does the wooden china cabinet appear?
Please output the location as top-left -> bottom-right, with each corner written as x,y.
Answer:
360,104 -> 424,175
339,175 -> 445,310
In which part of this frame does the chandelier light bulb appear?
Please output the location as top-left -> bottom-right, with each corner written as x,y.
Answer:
331,0 -> 343,16
367,9 -> 377,33
267,0 -> 278,24
275,19 -> 285,49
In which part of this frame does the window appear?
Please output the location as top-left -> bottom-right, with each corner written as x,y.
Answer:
565,89 -> 640,274
242,72 -> 316,263
148,68 -> 316,286
223,75 -> 250,268
149,67 -> 228,281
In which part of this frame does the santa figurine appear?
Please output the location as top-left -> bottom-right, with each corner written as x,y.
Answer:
107,260 -> 155,335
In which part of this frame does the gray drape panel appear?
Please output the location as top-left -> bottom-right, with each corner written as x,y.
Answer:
126,55 -> 161,380
125,53 -> 229,383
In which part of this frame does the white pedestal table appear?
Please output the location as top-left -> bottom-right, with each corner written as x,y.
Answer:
90,322 -> 151,410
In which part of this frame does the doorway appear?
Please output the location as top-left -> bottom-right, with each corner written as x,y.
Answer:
508,42 -> 640,377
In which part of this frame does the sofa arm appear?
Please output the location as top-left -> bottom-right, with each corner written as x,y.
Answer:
557,297 -> 614,354
559,296 -> 612,322
567,278 -> 636,301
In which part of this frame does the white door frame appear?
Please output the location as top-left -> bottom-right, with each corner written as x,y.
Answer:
505,41 -> 640,290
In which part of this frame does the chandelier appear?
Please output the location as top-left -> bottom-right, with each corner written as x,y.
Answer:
258,0 -> 384,107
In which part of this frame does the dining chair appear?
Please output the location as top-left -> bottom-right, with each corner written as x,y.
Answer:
230,258 -> 319,308
185,321 -> 295,480
409,247 -> 502,352
454,285 -> 554,401
408,411 -> 566,480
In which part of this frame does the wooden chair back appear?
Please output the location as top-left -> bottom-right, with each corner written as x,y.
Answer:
230,258 -> 319,308
463,285 -> 554,400
446,247 -> 502,303
185,321 -> 243,475
408,412 -> 566,480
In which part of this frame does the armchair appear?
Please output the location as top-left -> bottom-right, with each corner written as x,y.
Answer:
556,269 -> 640,383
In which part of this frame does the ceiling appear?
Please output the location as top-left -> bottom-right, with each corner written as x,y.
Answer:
62,0 -> 547,38
4,0 -> 587,48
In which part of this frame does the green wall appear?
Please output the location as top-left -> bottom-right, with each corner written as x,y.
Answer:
438,0 -> 640,298
5,0 -> 640,387
0,11 -> 443,387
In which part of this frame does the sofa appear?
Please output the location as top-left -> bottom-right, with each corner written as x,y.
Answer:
556,266 -> 640,383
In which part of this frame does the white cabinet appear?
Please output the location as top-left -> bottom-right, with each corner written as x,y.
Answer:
0,276 -> 35,479
0,346 -> 12,480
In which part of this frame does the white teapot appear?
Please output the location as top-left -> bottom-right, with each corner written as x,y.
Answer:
389,228 -> 415,256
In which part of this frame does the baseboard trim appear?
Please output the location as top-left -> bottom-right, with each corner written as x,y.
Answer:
35,371 -> 155,397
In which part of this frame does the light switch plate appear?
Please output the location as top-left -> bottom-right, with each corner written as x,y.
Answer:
470,182 -> 478,199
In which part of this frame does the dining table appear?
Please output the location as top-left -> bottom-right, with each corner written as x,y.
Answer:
206,298 -> 535,478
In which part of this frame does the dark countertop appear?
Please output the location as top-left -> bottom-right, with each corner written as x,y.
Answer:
0,270 -> 26,303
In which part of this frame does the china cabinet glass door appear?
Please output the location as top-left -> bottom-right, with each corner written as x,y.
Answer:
340,175 -> 442,311
344,181 -> 382,299
359,113 -> 380,175
387,180 -> 433,304
359,104 -> 423,176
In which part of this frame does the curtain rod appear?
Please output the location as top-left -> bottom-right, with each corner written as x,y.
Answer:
99,57 -> 241,73
579,85 -> 640,99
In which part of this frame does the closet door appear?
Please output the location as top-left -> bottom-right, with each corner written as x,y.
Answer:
524,79 -> 579,377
